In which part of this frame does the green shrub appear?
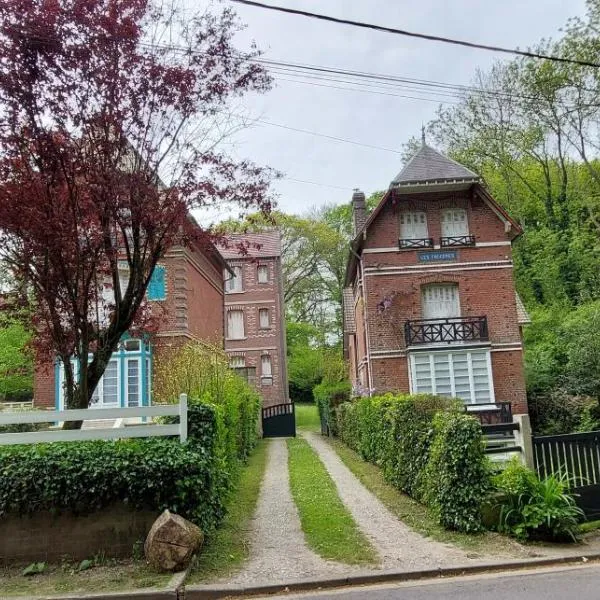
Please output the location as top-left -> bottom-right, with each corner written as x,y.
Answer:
336,394 -> 489,533
0,436 -> 225,533
529,389 -> 600,435
313,380 -> 351,435
494,458 -> 583,541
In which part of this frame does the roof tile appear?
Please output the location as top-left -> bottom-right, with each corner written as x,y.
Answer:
217,231 -> 282,259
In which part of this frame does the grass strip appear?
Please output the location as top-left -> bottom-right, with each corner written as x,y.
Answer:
295,402 -> 320,431
0,560 -> 170,597
287,437 -> 378,565
327,436 -> 522,556
189,440 -> 269,583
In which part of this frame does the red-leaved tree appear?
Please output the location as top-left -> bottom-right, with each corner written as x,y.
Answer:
0,0 -> 274,421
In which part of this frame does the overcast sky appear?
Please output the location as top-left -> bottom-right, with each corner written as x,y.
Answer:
201,0 -> 588,220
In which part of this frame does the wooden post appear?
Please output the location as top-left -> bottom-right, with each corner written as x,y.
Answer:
514,414 -> 534,470
179,393 -> 188,443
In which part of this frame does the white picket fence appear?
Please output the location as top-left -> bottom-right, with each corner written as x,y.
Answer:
0,394 -> 188,445
0,400 -> 34,411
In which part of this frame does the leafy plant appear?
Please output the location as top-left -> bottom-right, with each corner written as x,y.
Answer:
22,562 -> 46,576
77,559 -> 93,572
336,394 -> 489,533
494,458 -> 584,541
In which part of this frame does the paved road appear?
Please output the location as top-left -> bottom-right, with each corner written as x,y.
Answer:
270,564 -> 600,600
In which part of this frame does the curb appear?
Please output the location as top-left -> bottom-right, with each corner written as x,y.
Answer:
184,553 -> 600,599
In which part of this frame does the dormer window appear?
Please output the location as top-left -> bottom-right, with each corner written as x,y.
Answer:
399,212 -> 433,249
440,209 -> 475,247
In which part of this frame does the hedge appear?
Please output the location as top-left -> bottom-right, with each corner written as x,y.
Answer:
313,380 -> 351,436
336,394 -> 490,532
0,376 -> 261,535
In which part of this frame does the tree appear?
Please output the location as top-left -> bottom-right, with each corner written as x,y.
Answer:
0,316 -> 33,400
0,0 -> 274,419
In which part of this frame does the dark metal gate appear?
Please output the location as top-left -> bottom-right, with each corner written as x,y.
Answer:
262,403 -> 296,438
533,431 -> 600,519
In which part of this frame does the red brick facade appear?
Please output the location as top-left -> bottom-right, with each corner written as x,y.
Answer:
33,242 -> 226,408
345,147 -> 528,415
220,232 -> 289,409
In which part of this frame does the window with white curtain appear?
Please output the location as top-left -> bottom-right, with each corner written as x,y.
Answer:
441,208 -> 469,237
227,310 -> 245,339
399,211 -> 428,239
225,265 -> 243,293
229,355 -> 245,368
421,284 -> 460,319
261,355 -> 273,385
409,349 -> 494,404
259,308 -> 270,329
257,265 -> 269,283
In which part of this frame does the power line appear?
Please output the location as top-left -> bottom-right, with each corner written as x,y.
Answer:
231,0 -> 600,69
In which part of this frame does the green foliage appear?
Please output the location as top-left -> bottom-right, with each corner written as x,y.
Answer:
529,389 -> 600,435
0,435 -> 225,533
0,318 -> 33,399
0,350 -> 261,537
22,562 -> 46,576
336,394 -> 489,533
313,380 -> 350,435
493,458 -> 583,541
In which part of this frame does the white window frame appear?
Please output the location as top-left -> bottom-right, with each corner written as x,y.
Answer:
408,349 -> 495,405
421,283 -> 460,320
399,211 -> 428,240
125,357 -> 141,408
257,265 -> 269,284
225,265 -> 243,293
229,356 -> 245,369
91,358 -> 120,408
441,208 -> 469,238
227,310 -> 245,340
261,354 -> 273,386
259,308 -> 270,329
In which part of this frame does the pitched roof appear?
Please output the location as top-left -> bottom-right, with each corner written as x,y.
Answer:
515,292 -> 531,325
342,288 -> 356,334
217,231 -> 282,259
391,144 -> 480,187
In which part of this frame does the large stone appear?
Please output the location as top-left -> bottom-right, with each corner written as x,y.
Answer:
144,509 -> 204,572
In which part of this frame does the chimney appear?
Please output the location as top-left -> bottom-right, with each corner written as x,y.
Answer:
352,189 -> 367,236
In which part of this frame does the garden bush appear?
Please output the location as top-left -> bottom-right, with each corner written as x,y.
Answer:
313,380 -> 351,436
493,458 -> 583,541
336,394 -> 489,533
0,435 -> 225,533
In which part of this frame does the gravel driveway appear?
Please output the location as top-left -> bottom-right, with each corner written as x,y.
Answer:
225,438 -> 351,585
302,431 -> 472,570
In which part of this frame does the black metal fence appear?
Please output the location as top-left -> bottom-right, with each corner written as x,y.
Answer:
440,235 -> 476,247
262,403 -> 296,438
398,237 -> 434,249
533,431 -> 600,519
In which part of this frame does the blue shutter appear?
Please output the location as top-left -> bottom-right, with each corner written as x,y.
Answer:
147,265 -> 166,301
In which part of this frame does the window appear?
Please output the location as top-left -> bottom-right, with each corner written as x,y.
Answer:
90,359 -> 119,407
259,308 -> 270,329
118,262 -> 130,298
147,265 -> 166,301
225,266 -> 243,293
124,339 -> 140,352
261,355 -> 273,386
441,209 -> 469,237
126,358 -> 140,407
400,211 -> 428,239
257,265 -> 269,284
227,310 -> 245,339
421,284 -> 460,319
409,349 -> 494,404
229,356 -> 245,369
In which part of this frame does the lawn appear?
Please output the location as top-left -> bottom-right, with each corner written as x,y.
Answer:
188,440 -> 269,583
295,402 -> 320,431
327,436 -> 523,556
287,436 -> 377,565
0,559 -> 171,597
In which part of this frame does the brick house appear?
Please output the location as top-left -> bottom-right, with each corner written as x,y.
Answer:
34,233 -> 228,409
343,141 -> 530,415
218,231 -> 289,409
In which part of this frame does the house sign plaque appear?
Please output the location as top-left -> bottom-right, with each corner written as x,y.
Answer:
417,250 -> 458,263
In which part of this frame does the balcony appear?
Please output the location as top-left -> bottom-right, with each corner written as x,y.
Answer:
404,316 -> 489,346
440,235 -> 476,248
399,237 -> 434,250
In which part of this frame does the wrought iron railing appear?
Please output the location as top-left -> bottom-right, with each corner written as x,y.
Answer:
404,316 -> 488,345
398,237 -> 434,249
440,235 -> 476,247
466,401 -> 512,425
